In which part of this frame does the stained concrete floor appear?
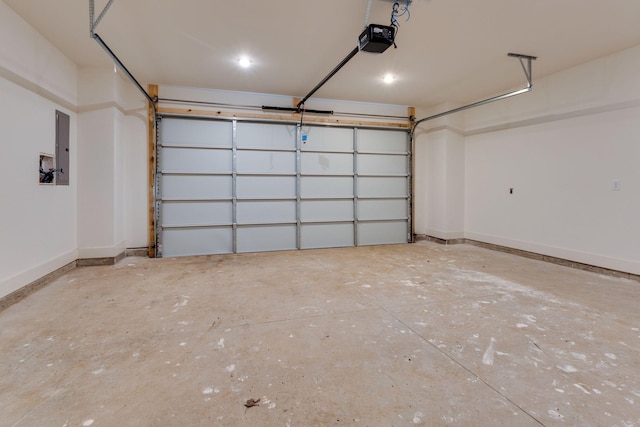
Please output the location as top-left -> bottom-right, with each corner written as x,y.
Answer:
1,242 -> 639,427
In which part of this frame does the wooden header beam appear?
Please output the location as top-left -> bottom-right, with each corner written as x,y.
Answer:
148,84 -> 158,258
156,107 -> 410,129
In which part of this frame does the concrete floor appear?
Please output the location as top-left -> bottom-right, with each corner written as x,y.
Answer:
1,242 -> 639,427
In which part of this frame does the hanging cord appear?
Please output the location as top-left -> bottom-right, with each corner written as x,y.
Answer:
397,0 -> 412,21
390,2 -> 400,48
390,0 -> 412,48
298,103 -> 309,144
299,103 -> 306,129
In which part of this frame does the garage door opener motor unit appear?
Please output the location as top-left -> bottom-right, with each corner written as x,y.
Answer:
359,24 -> 395,53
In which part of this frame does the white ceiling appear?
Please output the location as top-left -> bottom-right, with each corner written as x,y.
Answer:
5,0 -> 640,108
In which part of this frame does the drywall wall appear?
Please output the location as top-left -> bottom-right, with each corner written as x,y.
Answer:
77,107 -> 120,257
0,1 -> 76,106
123,113 -> 148,249
116,72 -> 149,250
413,128 -> 465,240
0,2 -> 146,300
0,0 -> 78,298
413,104 -> 465,239
465,45 -> 640,275
77,68 -> 148,258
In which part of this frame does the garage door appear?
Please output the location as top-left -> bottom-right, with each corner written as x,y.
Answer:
156,116 -> 410,257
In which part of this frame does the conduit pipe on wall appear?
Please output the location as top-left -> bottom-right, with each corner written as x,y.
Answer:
412,53 -> 537,132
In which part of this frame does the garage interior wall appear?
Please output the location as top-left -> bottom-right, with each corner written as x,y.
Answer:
77,67 -> 147,259
0,1 -> 147,298
414,44 -> 640,276
1,0 -> 639,301
0,1 -> 78,298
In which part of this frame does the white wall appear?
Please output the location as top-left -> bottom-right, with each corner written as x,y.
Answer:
77,68 -> 148,257
464,45 -> 640,275
0,2 -> 77,106
0,1 -> 147,299
118,74 -> 152,250
0,0 -> 78,297
413,104 -> 465,239
123,113 -> 148,249
77,107 -> 118,256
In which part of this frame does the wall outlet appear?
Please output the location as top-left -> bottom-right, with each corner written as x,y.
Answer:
612,179 -> 621,191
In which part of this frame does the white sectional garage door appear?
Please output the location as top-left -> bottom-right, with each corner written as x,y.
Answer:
157,116 -> 410,257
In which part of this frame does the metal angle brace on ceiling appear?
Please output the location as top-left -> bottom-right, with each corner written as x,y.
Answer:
88,0 -> 156,111
89,0 -> 115,34
412,52 -> 537,131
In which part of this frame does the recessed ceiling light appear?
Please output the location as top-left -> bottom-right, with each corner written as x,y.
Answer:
383,74 -> 395,84
238,57 -> 252,68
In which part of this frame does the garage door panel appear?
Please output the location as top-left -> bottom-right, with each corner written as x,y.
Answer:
301,223 -> 354,249
162,228 -> 233,257
237,226 -> 297,253
301,200 -> 353,222
358,129 -> 408,153
161,147 -> 232,173
236,123 -> 296,149
358,199 -> 407,221
236,176 -> 296,199
237,201 -> 296,224
357,221 -> 408,246
161,119 -> 232,147
358,154 -> 407,176
358,177 -> 407,198
161,175 -> 232,200
162,201 -> 232,227
236,150 -> 296,174
158,117 -> 409,257
301,127 -> 353,152
301,152 -> 353,175
300,177 -> 353,198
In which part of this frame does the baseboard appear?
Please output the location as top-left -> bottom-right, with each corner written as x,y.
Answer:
0,250 -> 78,299
414,234 -> 465,245
77,251 -> 126,266
416,233 -> 639,283
126,247 -> 150,257
0,261 -> 76,312
465,232 -> 640,276
0,248 -> 147,312
421,229 -> 465,241
77,241 -> 127,259
465,239 -> 639,282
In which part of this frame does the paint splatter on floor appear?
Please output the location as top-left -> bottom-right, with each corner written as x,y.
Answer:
482,337 -> 496,365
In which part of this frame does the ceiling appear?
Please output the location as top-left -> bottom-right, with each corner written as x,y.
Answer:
5,0 -> 640,109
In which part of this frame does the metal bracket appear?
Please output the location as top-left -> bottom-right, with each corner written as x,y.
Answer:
88,0 -> 157,112
413,52 -> 537,130
507,52 -> 537,88
89,0 -> 116,35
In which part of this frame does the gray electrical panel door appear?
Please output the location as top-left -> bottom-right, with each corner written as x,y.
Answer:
157,117 -> 409,257
55,110 -> 70,185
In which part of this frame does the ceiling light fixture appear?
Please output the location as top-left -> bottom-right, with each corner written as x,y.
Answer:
238,57 -> 252,68
383,74 -> 395,84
